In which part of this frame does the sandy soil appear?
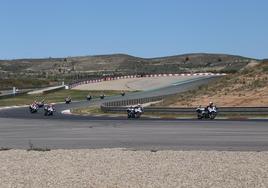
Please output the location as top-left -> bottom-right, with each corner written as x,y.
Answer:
73,76 -> 203,91
0,149 -> 267,188
169,65 -> 268,107
171,87 -> 268,107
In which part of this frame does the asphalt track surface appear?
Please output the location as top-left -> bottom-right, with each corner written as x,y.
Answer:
0,76 -> 268,151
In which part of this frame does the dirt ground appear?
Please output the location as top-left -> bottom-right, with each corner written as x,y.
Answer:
0,149 -> 267,188
170,87 -> 268,107
165,62 -> 268,107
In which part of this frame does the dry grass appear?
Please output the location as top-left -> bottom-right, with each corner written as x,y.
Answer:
0,89 -> 121,107
157,61 -> 268,107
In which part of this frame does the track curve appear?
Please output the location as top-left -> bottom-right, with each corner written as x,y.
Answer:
1,76 -> 268,150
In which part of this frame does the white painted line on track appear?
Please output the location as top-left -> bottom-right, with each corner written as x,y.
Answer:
61,109 -> 72,115
0,105 -> 28,111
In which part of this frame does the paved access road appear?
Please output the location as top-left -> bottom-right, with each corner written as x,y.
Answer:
0,76 -> 267,151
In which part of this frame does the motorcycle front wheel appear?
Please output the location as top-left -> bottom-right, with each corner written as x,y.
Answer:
197,114 -> 203,119
210,112 -> 216,119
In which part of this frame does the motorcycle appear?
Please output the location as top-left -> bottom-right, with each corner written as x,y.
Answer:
29,104 -> 38,113
127,106 -> 143,119
44,105 -> 55,116
65,97 -> 72,104
196,106 -> 217,120
36,100 -> 45,108
100,94 -> 105,99
86,95 -> 92,101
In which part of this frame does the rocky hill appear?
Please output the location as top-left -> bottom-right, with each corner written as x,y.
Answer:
0,53 -> 258,77
0,53 -> 260,89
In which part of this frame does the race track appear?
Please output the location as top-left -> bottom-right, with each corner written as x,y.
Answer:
1,118 -> 268,151
1,76 -> 268,151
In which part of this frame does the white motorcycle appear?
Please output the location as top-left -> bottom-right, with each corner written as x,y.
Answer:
196,106 -> 217,120
29,104 -> 38,113
44,105 -> 56,116
127,106 -> 144,119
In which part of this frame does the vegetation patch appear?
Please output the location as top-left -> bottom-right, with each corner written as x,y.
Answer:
0,53 -> 255,84
0,78 -> 55,90
0,89 -> 121,107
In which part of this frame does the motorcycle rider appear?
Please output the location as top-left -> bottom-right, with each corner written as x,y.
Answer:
205,102 -> 214,114
66,96 -> 71,101
36,98 -> 45,107
44,103 -> 55,116
134,103 -> 144,114
100,93 -> 105,99
31,100 -> 38,109
86,93 -> 92,100
29,100 -> 39,113
48,103 -> 55,111
127,104 -> 143,118
208,102 -> 214,108
65,96 -> 72,103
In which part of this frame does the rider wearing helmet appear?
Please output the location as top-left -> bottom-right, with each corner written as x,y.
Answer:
205,101 -> 214,113
208,102 -> 214,108
31,100 -> 38,109
135,103 -> 144,113
48,103 -> 55,111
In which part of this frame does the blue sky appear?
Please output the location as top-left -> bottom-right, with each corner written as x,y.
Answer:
0,0 -> 267,59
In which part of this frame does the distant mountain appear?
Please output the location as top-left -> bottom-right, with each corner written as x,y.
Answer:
0,53 -> 260,81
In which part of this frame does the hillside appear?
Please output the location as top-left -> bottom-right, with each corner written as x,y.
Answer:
158,60 -> 268,107
0,53 -> 258,77
0,53 -> 260,90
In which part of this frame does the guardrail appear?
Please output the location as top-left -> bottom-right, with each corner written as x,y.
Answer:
101,76 -> 219,108
102,96 -> 165,107
0,90 -> 30,99
99,74 -> 268,116
100,106 -> 268,115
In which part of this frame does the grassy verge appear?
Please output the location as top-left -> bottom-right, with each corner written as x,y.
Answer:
0,78 -> 56,90
0,89 -> 122,107
71,106 -> 106,115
